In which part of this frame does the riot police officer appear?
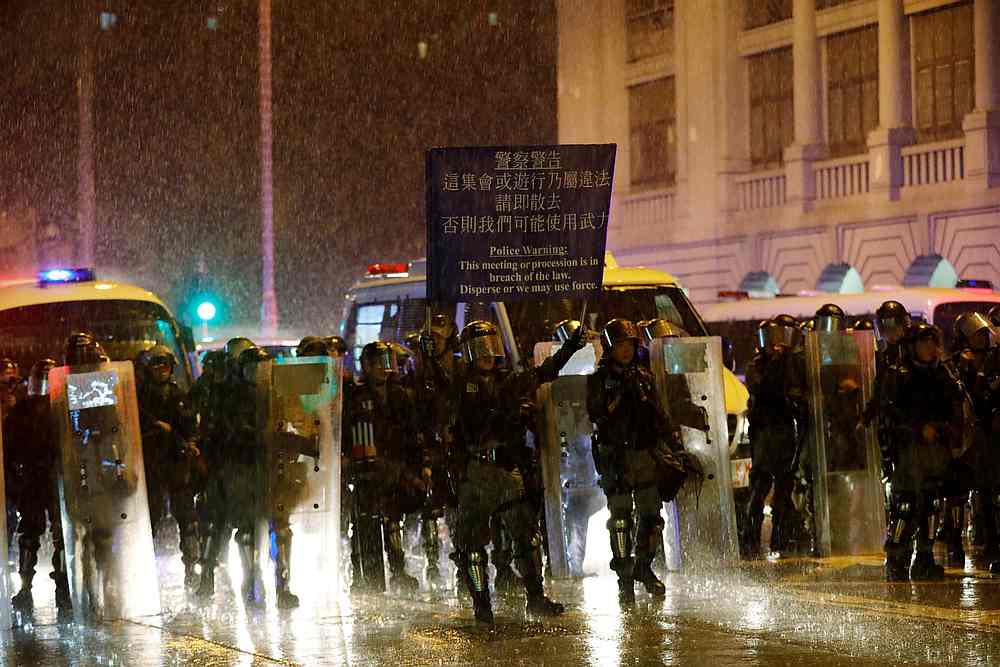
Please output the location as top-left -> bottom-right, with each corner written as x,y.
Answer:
452,320 -> 583,623
882,323 -> 966,581
865,301 -> 912,468
135,345 -> 202,590
410,315 -> 464,589
744,316 -> 807,558
949,312 -> 999,570
199,338 -> 271,606
4,358 -> 70,613
587,319 -> 683,605
344,341 -> 424,593
191,349 -> 228,599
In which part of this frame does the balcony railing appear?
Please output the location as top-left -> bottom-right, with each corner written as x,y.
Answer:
814,155 -> 870,200
902,138 -> 965,187
736,168 -> 786,210
618,187 -> 676,227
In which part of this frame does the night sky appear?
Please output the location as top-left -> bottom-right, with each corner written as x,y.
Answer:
0,1 -> 556,333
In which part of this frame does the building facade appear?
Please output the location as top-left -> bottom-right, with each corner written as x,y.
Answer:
557,0 -> 1000,304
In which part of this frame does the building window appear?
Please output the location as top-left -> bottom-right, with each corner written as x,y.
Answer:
626,0 -> 674,62
912,1 -> 974,143
749,47 -> 794,169
827,25 -> 879,157
744,0 -> 791,31
629,77 -> 676,188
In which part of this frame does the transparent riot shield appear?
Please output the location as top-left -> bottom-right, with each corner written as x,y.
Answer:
257,355 -> 342,607
534,341 -> 605,579
0,407 -> 10,632
49,362 -> 161,621
804,330 -> 885,556
649,337 -> 738,571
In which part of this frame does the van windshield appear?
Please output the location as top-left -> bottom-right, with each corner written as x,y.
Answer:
0,299 -> 191,390
504,285 -> 706,361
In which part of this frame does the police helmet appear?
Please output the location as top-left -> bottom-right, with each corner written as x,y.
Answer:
404,331 -> 422,351
851,319 -> 875,331
225,337 -> 257,364
27,358 -> 57,397
142,344 -> 177,369
360,341 -> 398,375
640,318 -> 689,342
237,347 -> 269,384
297,336 -> 330,358
772,314 -> 801,347
553,319 -> 585,343
756,320 -> 782,351
909,321 -> 942,346
201,349 -> 226,378
874,300 -> 911,343
390,342 -> 413,373
0,358 -> 17,377
814,303 -> 846,333
954,312 -> 995,351
65,332 -> 105,366
599,319 -> 640,353
427,314 -> 459,351
988,305 -> 1000,328
459,321 -> 505,364
323,336 -> 348,356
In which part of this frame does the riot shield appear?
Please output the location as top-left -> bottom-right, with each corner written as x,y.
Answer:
257,355 -> 342,607
0,406 -> 11,631
804,330 -> 885,556
534,341 -> 605,579
649,337 -> 738,571
49,361 -> 161,621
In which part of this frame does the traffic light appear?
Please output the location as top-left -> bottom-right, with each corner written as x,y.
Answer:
197,300 -> 217,322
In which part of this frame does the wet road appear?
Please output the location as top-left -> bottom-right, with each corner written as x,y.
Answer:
6,542 -> 1000,666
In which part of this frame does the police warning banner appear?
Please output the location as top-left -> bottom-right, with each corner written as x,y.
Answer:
426,145 -> 616,303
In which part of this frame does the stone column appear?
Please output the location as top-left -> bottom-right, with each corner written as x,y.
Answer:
784,0 -> 826,211
963,0 -> 1000,188
868,0 -> 915,200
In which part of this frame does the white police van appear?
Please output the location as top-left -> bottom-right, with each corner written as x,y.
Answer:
0,268 -> 198,388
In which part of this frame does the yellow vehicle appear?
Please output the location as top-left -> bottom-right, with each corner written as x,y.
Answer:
0,268 -> 198,388
342,254 -> 750,455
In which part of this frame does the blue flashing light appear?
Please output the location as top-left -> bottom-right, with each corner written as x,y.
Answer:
37,268 -> 96,286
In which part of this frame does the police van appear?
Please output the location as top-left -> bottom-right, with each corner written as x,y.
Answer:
701,282 -> 1000,380
0,268 -> 198,389
341,254 -> 751,454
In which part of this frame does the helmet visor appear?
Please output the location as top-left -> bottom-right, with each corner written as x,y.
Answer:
957,312 -> 995,350
874,314 -> 910,342
814,315 -> 844,333
363,348 -> 398,373
28,374 -> 49,397
463,333 -> 505,363
642,319 -> 688,341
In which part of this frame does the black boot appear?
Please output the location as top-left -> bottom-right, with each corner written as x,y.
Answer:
635,516 -> 666,597
608,515 -> 635,606
910,552 -> 944,581
274,526 -> 300,609
385,520 -> 419,592
237,531 -> 265,607
462,549 -> 494,624
13,536 -> 39,611
197,525 -> 225,601
422,517 -> 443,589
517,534 -> 564,617
181,532 -> 201,591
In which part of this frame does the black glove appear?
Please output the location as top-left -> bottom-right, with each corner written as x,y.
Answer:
567,323 -> 587,352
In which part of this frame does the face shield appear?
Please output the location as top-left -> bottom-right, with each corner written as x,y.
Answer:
27,373 -> 49,397
462,332 -> 505,365
756,322 -> 791,352
957,312 -> 995,351
874,314 -> 910,343
362,347 -> 399,375
814,313 -> 845,333
641,319 -> 688,341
